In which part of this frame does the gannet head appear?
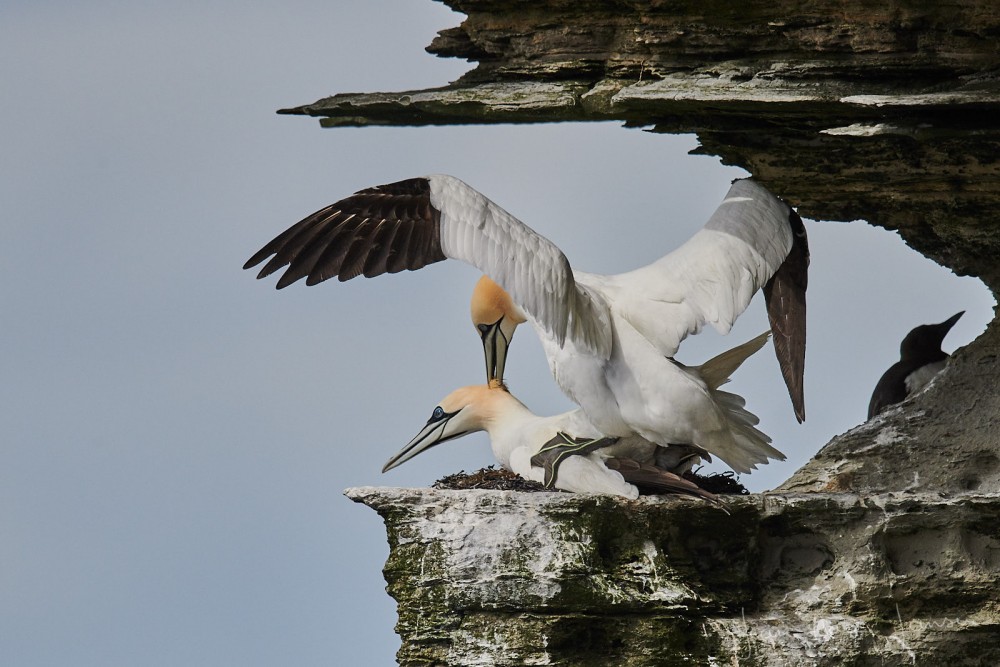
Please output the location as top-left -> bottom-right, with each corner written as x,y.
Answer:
471,276 -> 527,384
382,384 -> 510,473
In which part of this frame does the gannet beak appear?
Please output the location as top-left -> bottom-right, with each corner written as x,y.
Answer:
478,317 -> 510,384
382,408 -> 466,473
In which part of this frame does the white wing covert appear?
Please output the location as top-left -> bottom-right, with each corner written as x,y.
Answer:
430,175 -> 612,358
243,174 -> 613,358
615,178 -> 795,357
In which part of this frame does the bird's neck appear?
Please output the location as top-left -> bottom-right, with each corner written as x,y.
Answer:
480,392 -> 535,434
901,348 -> 948,363
478,393 -> 539,465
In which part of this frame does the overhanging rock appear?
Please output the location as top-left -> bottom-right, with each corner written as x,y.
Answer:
282,0 -> 1000,289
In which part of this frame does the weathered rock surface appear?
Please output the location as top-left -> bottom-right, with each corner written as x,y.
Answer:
348,487 -> 1000,666
292,2 -> 1000,663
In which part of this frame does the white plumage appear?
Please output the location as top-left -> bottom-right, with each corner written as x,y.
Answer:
382,332 -> 773,498
246,175 -> 807,473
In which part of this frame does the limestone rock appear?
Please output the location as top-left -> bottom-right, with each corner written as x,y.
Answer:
348,487 -> 1000,666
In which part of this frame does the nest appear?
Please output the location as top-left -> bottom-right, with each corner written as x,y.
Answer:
433,466 -> 749,495
433,466 -> 548,491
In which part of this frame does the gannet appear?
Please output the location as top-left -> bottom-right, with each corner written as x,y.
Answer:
382,336 -> 773,500
382,383 -> 712,501
868,311 -> 963,418
245,175 -> 807,472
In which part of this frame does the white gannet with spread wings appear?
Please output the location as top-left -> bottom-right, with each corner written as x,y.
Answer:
245,175 -> 808,473
379,332 -> 772,499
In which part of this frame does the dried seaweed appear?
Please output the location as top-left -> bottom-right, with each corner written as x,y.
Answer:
433,466 -> 550,491
684,470 -> 750,495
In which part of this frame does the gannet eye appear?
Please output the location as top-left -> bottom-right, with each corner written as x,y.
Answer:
431,406 -> 445,421
477,323 -> 490,335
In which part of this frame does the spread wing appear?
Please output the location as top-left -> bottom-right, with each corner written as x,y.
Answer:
614,178 -> 808,420
244,175 -> 611,357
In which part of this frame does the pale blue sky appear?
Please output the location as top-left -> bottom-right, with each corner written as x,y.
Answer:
1,2 -> 994,665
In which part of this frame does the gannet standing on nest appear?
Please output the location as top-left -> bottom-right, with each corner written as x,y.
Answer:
382,332 -> 773,501
245,176 -> 807,473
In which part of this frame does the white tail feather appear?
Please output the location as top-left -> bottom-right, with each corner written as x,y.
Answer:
698,331 -> 771,390
696,332 -> 785,473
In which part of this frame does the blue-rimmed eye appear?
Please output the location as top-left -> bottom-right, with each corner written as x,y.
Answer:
431,406 -> 444,421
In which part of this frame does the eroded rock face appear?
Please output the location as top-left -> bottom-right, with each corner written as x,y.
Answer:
348,487 -> 1000,666
427,0 -> 1000,85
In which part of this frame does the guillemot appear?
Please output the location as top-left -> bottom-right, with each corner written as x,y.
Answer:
867,311 -> 964,418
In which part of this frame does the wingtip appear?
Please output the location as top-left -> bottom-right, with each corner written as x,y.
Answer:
275,271 -> 304,290
243,250 -> 270,272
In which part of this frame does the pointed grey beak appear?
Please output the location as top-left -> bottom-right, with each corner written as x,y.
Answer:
478,317 -> 510,384
382,411 -> 465,473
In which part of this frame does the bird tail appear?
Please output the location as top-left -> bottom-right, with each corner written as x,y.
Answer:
696,332 -> 786,473
698,331 -> 771,390
707,389 -> 785,473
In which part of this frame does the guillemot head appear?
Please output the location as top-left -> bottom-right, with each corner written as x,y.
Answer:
899,311 -> 964,361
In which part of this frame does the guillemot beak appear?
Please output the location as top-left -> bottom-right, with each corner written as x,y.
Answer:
936,311 -> 964,334
478,317 -> 510,384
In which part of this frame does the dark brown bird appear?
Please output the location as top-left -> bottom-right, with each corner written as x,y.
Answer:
868,311 -> 964,419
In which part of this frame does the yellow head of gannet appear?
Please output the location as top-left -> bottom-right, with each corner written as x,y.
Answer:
381,384 -> 517,473
470,275 -> 526,384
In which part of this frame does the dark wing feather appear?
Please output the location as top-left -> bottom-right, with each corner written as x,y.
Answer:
244,178 -> 445,288
362,218 -> 402,277
251,206 -> 337,280
867,360 -> 914,419
269,213 -> 356,288
603,457 -> 723,507
303,214 -> 369,286
386,218 -> 416,274
763,208 -> 809,423
530,433 -> 618,488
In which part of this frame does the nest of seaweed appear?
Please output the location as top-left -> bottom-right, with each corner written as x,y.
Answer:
433,466 -> 548,491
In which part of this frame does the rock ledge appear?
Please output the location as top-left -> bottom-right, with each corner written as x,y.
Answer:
348,486 -> 1000,666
